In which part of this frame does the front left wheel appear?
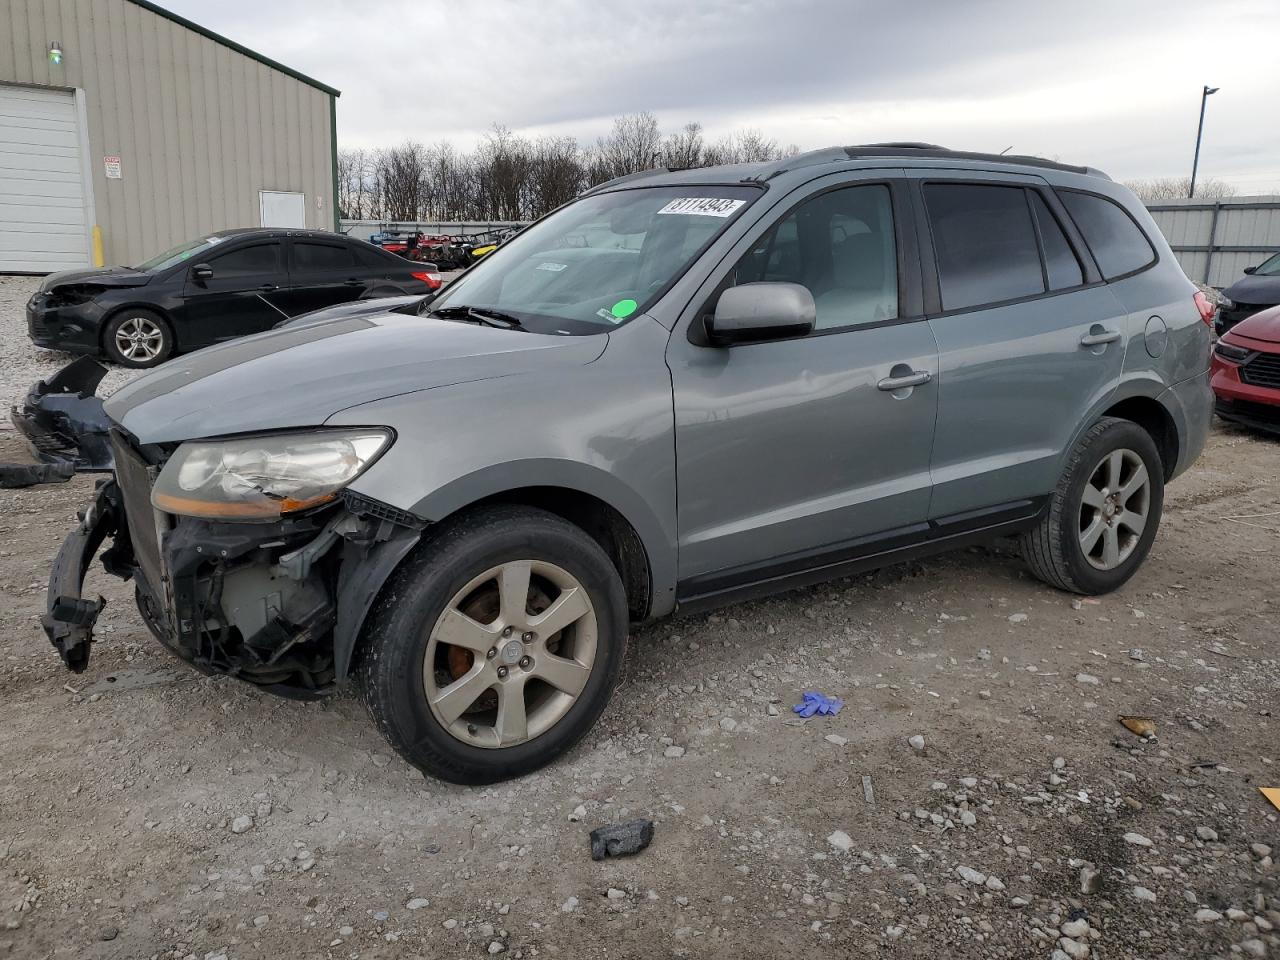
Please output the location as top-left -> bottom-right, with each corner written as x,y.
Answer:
359,505 -> 628,784
102,308 -> 174,367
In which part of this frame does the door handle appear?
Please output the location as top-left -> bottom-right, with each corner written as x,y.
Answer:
1079,329 -> 1121,347
343,278 -> 363,287
257,283 -> 277,292
877,370 -> 932,391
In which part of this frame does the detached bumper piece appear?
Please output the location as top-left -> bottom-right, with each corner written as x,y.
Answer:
0,461 -> 75,489
10,357 -> 114,471
42,480 -> 121,672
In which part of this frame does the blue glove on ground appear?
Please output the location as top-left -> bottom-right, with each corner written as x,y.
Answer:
792,691 -> 843,717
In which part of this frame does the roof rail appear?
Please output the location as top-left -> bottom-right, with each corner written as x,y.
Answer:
582,168 -> 671,195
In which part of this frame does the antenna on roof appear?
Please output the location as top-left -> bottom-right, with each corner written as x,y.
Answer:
999,146 -> 1013,155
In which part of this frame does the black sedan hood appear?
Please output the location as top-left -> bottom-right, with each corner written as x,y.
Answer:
1222,273 -> 1280,306
39,266 -> 152,293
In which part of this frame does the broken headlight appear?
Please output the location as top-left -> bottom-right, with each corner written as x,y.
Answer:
152,429 -> 392,520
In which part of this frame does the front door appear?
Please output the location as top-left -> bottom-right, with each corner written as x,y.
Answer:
667,178 -> 940,596
179,240 -> 288,345
909,173 -> 1129,518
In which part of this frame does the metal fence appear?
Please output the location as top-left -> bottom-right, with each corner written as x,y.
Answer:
339,220 -> 527,243
1145,197 -> 1280,288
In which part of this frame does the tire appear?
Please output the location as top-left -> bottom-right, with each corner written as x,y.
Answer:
359,505 -> 628,784
102,308 -> 174,368
1020,417 -> 1165,595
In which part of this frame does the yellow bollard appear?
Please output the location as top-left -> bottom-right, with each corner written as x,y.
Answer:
91,226 -> 104,267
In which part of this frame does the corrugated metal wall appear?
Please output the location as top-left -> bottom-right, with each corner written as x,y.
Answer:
1146,198 -> 1280,288
0,0 -> 335,268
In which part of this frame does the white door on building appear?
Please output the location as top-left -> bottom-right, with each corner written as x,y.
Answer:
0,84 -> 90,273
260,190 -> 306,228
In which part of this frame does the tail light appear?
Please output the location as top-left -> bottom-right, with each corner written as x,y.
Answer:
1193,291 -> 1215,327
411,271 -> 443,290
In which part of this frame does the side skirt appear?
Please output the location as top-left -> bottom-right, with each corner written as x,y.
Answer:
674,498 -> 1045,615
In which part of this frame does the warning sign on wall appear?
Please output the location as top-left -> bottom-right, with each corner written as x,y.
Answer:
103,156 -> 122,179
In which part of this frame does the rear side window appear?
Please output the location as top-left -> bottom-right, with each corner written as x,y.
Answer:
1058,191 -> 1156,279
356,244 -> 394,269
1029,192 -> 1084,290
294,241 -> 356,271
924,183 -> 1043,310
208,242 -> 280,276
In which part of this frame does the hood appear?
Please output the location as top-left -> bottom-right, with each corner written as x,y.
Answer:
104,311 -> 607,443
1221,273 -> 1280,307
1226,303 -> 1280,344
275,294 -> 425,329
39,266 -> 152,293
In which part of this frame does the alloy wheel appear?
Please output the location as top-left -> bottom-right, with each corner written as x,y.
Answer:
1079,448 -> 1150,570
422,560 -> 597,749
113,316 -> 165,362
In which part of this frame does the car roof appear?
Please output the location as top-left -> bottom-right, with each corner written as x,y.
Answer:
585,143 -> 1109,194
207,227 -> 356,242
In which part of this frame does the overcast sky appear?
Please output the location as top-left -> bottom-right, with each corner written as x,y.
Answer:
167,0 -> 1280,193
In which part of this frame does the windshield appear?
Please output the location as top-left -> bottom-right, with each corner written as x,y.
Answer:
135,235 -> 229,272
1255,252 -> 1280,277
430,185 -> 760,335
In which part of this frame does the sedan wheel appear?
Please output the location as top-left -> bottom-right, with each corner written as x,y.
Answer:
103,309 -> 173,368
113,316 -> 166,363
423,559 -> 597,749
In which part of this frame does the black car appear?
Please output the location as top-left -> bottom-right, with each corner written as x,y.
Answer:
1217,250 -> 1280,335
25,228 -> 443,368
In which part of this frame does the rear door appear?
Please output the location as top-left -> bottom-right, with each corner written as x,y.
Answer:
282,238 -> 366,315
909,171 -> 1128,519
179,239 -> 287,345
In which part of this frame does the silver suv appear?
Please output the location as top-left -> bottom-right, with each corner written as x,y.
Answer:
45,144 -> 1213,783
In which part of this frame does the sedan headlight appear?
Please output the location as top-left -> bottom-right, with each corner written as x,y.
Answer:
1213,341 -> 1252,364
152,429 -> 392,520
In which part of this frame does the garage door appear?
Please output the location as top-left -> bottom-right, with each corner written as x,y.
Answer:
0,85 -> 89,273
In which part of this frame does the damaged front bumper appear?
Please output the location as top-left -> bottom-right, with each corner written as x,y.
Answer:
43,448 -> 425,698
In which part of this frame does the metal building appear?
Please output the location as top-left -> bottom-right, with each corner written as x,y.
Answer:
0,0 -> 339,273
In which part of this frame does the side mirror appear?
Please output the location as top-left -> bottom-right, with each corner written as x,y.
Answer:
707,282 -> 816,345
191,263 -> 214,283
1243,266 -> 1257,275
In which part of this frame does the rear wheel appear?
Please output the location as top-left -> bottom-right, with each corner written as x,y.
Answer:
1020,417 -> 1164,595
359,505 -> 628,784
102,309 -> 173,367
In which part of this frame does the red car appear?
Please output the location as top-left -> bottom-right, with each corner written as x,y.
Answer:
1211,303 -> 1280,434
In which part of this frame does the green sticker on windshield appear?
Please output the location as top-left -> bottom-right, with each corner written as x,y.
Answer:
611,298 -> 638,319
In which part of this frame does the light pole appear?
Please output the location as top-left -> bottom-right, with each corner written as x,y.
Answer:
1189,85 -> 1219,199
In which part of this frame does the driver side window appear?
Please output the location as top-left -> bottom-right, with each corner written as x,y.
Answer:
731,184 -> 898,330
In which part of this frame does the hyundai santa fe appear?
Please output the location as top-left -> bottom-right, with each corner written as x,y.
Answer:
43,143 -> 1213,784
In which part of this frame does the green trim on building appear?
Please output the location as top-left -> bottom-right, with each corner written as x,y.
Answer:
331,95 -> 340,231
125,0 -> 342,97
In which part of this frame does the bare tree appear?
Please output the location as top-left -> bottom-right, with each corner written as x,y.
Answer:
661,122 -> 704,170
375,141 -> 430,221
1124,176 -> 1237,202
596,112 -> 663,180
337,148 -> 371,220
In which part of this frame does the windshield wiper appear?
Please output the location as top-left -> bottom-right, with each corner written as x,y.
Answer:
430,305 -> 525,330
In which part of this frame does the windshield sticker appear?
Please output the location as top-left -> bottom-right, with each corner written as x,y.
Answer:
610,298 -> 638,319
656,197 -> 746,218
536,261 -> 567,272
596,308 -> 625,325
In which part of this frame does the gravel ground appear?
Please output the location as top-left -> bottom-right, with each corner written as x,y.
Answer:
0,275 -> 138,412
2,273 -> 1278,959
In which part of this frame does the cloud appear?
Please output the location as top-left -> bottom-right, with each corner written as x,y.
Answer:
165,0 -> 1280,192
